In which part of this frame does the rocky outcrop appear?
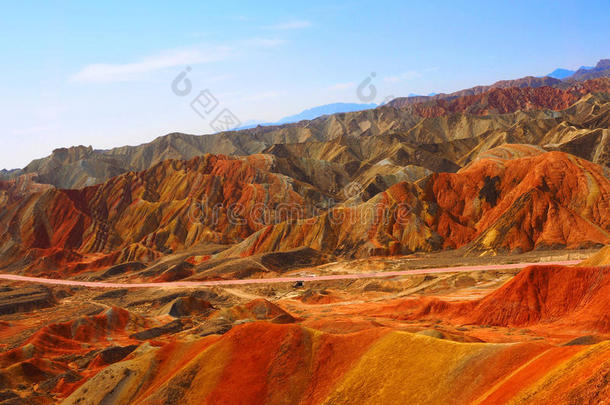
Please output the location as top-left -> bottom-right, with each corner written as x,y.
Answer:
220,149 -> 610,258
389,78 -> 610,115
159,296 -> 215,318
0,154 -> 326,275
405,264 -> 610,333
0,286 -> 57,315
580,245 -> 610,266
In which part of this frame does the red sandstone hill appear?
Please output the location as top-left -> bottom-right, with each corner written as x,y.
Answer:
0,298 -> 298,402
390,78 -> 610,117
4,263 -> 610,404
221,148 -> 610,258
401,264 -> 610,334
0,154 -> 326,275
57,321 -> 610,405
0,174 -> 52,205
387,72 -> 610,108
463,265 -> 610,331
393,76 -> 564,106
2,147 -> 607,275
430,148 -> 610,252
1,145 -> 608,276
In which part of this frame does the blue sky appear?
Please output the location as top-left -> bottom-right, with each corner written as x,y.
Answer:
1,0 -> 609,169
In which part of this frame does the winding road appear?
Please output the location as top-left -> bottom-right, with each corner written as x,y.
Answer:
0,260 -> 581,288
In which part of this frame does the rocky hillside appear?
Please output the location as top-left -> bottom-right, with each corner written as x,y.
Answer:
387,67 -> 610,107
0,154 -> 336,275
3,77 -> 609,189
1,145 -> 608,277
57,320 -> 610,405
220,148 -> 610,258
1,92 -> 609,275
0,67 -> 609,276
564,59 -> 610,82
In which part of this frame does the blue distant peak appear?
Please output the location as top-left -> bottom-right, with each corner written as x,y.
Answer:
545,66 -> 594,79
275,102 -> 377,124
236,102 -> 377,130
546,68 -> 575,79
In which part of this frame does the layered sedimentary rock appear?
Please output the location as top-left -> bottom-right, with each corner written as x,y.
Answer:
222,149 -> 610,258
416,264 -> 610,331
58,321 -> 610,405
1,144 -> 608,276
3,79 -> 609,189
2,59 -> 610,405
0,154 -> 326,275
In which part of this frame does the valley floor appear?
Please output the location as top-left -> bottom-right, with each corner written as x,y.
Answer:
0,247 -> 608,404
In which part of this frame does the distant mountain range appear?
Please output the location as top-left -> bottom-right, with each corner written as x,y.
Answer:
546,66 -> 594,79
3,59 -> 609,184
237,61 -> 610,129
546,60 -> 603,80
237,102 -> 377,130
565,59 -> 610,81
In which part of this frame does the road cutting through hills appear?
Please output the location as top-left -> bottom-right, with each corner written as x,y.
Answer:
0,260 -> 581,288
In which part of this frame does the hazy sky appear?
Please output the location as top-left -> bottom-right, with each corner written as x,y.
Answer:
1,0 -> 610,169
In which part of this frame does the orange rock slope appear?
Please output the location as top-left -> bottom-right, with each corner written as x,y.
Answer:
388,76 -> 610,113
224,149 -> 610,258
0,306 -> 145,399
0,154 -> 325,275
2,148 -> 608,275
0,296 -> 297,402
2,261 -> 610,404
396,264 -> 610,334
60,320 -> 610,405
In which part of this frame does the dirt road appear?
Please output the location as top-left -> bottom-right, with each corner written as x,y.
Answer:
0,260 -> 581,288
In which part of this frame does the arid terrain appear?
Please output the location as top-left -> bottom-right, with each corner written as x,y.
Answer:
1,60 -> 610,404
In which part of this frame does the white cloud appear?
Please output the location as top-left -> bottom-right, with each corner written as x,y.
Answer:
328,82 -> 355,91
70,36 -> 287,84
383,70 -> 422,83
71,48 -> 231,83
263,20 -> 312,30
